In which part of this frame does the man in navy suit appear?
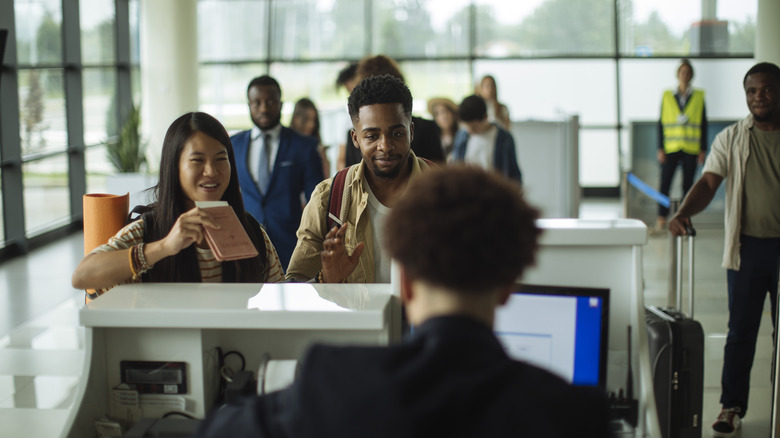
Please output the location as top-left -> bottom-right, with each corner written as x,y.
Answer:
195,167 -> 612,438
231,75 -> 324,269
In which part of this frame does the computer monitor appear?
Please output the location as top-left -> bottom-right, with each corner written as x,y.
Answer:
494,283 -> 609,388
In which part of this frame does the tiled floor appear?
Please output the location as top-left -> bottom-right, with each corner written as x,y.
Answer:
0,201 -> 775,437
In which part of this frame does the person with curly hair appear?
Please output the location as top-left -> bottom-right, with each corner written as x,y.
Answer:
285,74 -> 436,283
341,55 -> 445,168
195,166 -> 611,438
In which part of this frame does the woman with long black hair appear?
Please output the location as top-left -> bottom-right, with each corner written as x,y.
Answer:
72,112 -> 284,295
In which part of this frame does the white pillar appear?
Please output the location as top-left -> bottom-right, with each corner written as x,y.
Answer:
140,0 -> 199,171
756,0 -> 780,65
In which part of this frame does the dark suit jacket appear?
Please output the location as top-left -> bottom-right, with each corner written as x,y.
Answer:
345,116 -> 445,167
195,316 -> 612,438
232,127 -> 324,269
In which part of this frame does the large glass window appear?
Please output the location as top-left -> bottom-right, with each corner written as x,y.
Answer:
198,0 -> 270,62
620,0 -> 756,56
371,0 -> 471,58
2,0 -> 132,251
271,0 -> 366,60
475,0 -> 615,56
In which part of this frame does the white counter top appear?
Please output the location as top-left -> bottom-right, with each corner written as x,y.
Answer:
537,218 -> 647,246
81,283 -> 393,330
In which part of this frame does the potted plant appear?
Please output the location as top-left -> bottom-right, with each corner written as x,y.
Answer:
104,104 -> 155,207
106,103 -> 146,173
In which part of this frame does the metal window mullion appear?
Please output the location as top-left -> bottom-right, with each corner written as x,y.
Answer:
62,0 -> 86,222
0,1 -> 28,254
266,0 -> 273,73
116,0 -> 133,124
468,1 -> 476,92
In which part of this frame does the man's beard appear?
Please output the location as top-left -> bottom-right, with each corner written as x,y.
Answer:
753,110 -> 775,123
254,114 -> 281,130
370,154 -> 408,179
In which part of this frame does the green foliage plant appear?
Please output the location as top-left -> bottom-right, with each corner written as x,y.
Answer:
106,104 -> 147,173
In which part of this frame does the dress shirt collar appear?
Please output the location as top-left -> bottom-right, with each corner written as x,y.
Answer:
251,124 -> 282,143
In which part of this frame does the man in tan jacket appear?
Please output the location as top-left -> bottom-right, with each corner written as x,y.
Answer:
286,74 -> 434,283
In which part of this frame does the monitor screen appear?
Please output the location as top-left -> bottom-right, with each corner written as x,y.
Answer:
494,283 -> 609,388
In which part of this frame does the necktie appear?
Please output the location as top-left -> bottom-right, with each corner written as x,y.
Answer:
258,134 -> 271,194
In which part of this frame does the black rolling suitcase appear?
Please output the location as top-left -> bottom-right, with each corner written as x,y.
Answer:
645,230 -> 704,438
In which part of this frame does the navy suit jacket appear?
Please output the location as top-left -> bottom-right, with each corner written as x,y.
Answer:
195,316 -> 611,438
231,127 -> 324,269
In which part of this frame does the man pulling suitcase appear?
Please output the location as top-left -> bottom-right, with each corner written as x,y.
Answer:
669,62 -> 780,438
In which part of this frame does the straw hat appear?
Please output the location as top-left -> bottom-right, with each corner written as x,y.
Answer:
427,97 -> 458,117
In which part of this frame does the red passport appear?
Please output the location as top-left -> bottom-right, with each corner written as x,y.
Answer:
196,201 -> 259,261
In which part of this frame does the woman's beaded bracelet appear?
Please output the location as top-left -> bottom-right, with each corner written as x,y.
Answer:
130,243 -> 153,280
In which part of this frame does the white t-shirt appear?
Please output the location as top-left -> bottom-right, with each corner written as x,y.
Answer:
463,125 -> 498,170
363,179 -> 392,283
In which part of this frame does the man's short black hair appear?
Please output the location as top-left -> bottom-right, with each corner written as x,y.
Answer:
743,62 -> 780,88
385,166 -> 541,295
335,63 -> 358,90
458,95 -> 487,122
247,75 -> 282,98
347,74 -> 412,121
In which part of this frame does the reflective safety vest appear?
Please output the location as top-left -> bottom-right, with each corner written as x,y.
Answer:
661,89 -> 705,155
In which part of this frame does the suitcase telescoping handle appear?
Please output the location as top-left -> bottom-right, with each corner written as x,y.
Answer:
675,225 -> 696,318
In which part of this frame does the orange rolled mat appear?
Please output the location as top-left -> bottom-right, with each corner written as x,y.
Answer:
83,193 -> 129,255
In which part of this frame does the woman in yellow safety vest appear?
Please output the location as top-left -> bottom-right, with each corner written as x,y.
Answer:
655,58 -> 708,233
